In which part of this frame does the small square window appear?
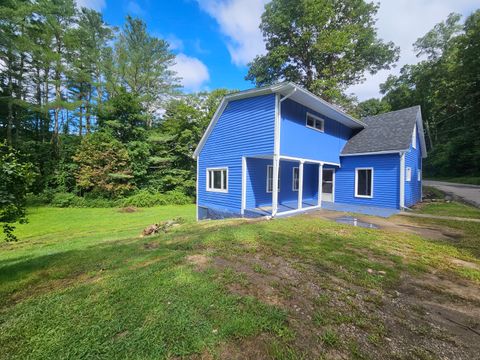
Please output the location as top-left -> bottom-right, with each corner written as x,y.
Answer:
306,113 -> 324,132
207,168 -> 228,192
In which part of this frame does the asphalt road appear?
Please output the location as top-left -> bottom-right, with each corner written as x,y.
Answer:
424,180 -> 480,208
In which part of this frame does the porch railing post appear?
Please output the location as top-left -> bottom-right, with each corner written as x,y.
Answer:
298,160 -> 304,209
318,163 -> 323,207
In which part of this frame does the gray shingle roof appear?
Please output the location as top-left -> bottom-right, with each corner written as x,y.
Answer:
341,106 -> 420,155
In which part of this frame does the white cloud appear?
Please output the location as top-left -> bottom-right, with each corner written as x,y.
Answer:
166,34 -> 185,51
76,0 -> 106,11
126,1 -> 146,16
172,53 -> 210,92
348,0 -> 479,101
196,0 -> 268,66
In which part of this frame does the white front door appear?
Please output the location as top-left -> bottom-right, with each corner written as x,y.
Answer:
322,169 -> 334,202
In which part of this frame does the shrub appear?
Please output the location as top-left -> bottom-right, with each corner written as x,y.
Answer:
117,189 -> 192,207
50,193 -> 86,208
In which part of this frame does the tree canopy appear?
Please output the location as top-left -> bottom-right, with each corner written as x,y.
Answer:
246,0 -> 399,104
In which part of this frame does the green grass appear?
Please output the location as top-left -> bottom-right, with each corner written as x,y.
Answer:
1,206 -> 479,358
425,176 -> 480,186
416,201 -> 480,219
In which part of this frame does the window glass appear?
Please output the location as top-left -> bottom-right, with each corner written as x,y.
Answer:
306,114 -> 324,132
293,167 -> 299,191
207,168 -> 227,191
356,169 -> 372,197
267,165 -> 280,192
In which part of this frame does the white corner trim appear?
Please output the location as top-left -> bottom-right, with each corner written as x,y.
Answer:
400,153 -> 405,208
241,157 -> 246,215
196,155 -> 199,221
354,167 -> 374,198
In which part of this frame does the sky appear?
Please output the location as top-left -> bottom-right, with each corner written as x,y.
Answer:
77,0 -> 479,100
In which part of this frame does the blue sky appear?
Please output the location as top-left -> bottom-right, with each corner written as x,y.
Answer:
78,0 -> 479,100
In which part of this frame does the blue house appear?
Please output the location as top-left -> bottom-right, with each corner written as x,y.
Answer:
193,82 -> 427,220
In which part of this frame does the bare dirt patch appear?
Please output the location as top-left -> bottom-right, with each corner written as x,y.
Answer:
186,254 -> 210,272
202,249 -> 480,359
118,206 -> 139,213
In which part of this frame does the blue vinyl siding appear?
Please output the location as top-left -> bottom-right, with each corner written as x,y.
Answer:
280,99 -> 352,163
198,94 -> 275,215
336,154 -> 400,209
404,127 -> 422,207
246,158 -> 271,208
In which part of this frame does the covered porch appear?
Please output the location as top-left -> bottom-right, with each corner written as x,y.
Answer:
242,155 -> 337,217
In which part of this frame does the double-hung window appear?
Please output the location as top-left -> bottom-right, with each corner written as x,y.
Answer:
292,167 -> 299,191
267,165 -> 280,193
306,112 -> 324,132
406,167 -> 412,182
355,168 -> 373,198
207,168 -> 228,192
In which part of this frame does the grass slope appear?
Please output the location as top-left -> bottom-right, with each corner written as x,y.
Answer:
1,206 -> 479,359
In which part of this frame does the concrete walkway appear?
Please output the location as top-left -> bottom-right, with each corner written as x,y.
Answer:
424,180 -> 480,208
398,212 -> 480,223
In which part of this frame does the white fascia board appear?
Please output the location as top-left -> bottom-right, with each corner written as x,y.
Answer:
282,83 -> 366,129
341,149 -> 407,157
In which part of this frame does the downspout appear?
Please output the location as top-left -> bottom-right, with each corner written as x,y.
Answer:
400,151 -> 405,210
272,88 -> 297,217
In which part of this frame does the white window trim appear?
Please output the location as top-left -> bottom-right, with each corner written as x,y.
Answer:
292,167 -> 299,191
306,112 -> 325,132
418,169 -> 421,181
206,167 -> 228,193
412,124 -> 417,149
267,165 -> 280,193
406,167 -> 412,182
354,167 -> 374,198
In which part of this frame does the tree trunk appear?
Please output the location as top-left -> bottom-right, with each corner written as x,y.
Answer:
79,104 -> 83,137
86,87 -> 92,134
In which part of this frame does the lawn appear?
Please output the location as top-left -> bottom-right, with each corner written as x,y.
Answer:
415,201 -> 480,219
425,176 -> 480,186
1,205 -> 479,359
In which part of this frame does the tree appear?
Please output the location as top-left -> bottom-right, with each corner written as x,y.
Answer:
246,0 -> 399,104
73,132 -> 133,197
109,16 -> 179,124
0,142 -> 34,241
380,11 -> 480,177
148,89 -> 230,195
355,98 -> 391,118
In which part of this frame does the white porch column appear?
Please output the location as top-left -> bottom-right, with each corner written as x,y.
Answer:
318,163 -> 323,207
298,160 -> 304,209
272,156 -> 279,216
